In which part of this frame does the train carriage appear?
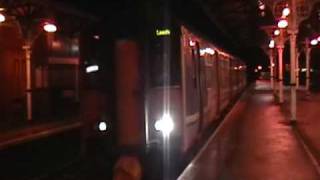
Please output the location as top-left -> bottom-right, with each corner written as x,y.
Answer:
145,24 -> 247,155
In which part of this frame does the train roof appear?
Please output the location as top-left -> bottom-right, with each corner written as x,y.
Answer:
180,24 -> 244,63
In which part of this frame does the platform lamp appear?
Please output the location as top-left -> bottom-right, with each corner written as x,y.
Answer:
262,0 -> 316,121
2,3 -> 58,121
277,18 -> 288,104
0,12 -> 5,23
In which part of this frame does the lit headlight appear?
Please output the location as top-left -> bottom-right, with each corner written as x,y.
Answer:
154,113 -> 174,135
98,121 -> 108,132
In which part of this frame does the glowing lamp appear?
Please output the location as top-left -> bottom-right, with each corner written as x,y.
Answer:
274,29 -> 280,36
189,40 -> 196,47
0,13 -> 5,23
200,49 -> 206,56
259,4 -> 265,10
98,121 -> 107,132
86,65 -> 99,73
205,48 -> 215,55
155,113 -> 174,136
269,39 -> 275,48
43,23 -> 57,33
258,65 -> 262,70
317,36 -> 320,42
310,39 -> 318,46
278,19 -> 288,29
282,7 -> 290,17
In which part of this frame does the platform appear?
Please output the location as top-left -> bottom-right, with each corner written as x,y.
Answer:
0,120 -> 82,150
178,81 -> 320,180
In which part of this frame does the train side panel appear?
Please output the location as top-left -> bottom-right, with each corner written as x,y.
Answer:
218,55 -> 231,111
180,26 -> 220,152
180,27 -> 202,152
202,48 -> 219,128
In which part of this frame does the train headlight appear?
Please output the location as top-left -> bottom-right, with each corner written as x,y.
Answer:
154,113 -> 174,135
98,121 -> 108,132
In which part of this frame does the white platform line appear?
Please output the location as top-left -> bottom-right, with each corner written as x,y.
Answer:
293,129 -> 320,176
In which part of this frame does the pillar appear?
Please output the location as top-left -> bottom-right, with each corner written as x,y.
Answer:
23,41 -> 32,121
289,0 -> 298,121
305,39 -> 311,92
269,49 -> 275,90
277,45 -> 284,103
289,32 -> 297,121
296,50 -> 300,88
113,39 -> 143,180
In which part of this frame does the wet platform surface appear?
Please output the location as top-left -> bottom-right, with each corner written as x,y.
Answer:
179,81 -> 320,180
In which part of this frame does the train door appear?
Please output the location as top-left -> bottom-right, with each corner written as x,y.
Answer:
192,43 -> 207,132
215,53 -> 221,116
190,43 -> 202,132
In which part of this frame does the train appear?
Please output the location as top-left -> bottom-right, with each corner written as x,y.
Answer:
145,25 -> 247,155
81,2 -> 247,178
82,11 -> 246,159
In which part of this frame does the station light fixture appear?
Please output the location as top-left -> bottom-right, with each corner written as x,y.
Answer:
258,65 -> 262,70
205,48 -> 215,55
310,39 -> 318,46
98,121 -> 108,132
200,47 -> 215,56
278,19 -> 288,29
86,64 -> 99,73
154,113 -> 174,136
269,39 -> 275,48
0,12 -> 5,23
189,40 -> 196,47
317,36 -> 320,42
93,35 -> 100,40
274,29 -> 280,36
282,7 -> 290,17
258,1 -> 265,10
259,4 -> 265,10
200,49 -> 206,56
43,22 -> 57,33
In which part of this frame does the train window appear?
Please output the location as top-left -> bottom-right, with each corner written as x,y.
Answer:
191,47 -> 198,88
148,36 -> 181,87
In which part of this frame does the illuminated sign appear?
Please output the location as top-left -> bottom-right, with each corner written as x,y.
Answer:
156,29 -> 171,36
